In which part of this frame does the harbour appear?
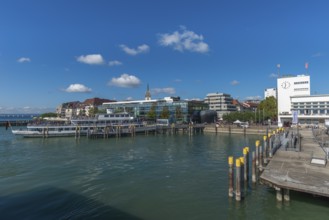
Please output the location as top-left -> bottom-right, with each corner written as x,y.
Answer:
1,126 -> 329,219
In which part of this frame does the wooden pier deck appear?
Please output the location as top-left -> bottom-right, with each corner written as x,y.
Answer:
260,128 -> 329,198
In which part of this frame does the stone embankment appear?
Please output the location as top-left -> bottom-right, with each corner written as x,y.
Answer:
204,124 -> 271,135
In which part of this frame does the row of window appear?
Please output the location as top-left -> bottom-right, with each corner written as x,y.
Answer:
292,109 -> 329,115
292,106 -> 329,109
294,81 -> 309,84
294,88 -> 308,91
293,102 -> 329,105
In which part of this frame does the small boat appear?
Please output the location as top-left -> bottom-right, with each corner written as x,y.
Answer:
11,112 -> 155,138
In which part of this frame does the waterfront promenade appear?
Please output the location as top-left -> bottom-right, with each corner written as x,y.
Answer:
260,128 -> 329,199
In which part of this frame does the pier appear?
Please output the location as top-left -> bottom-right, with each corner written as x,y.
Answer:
260,128 -> 329,200
0,120 -> 30,127
85,123 -> 205,139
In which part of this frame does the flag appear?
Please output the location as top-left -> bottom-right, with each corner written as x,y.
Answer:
277,64 -> 280,68
305,62 -> 309,69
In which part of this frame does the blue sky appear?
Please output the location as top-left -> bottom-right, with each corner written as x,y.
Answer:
1,0 -> 329,113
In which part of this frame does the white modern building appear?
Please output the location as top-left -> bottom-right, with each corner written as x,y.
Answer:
204,93 -> 237,118
291,95 -> 329,123
264,88 -> 277,99
277,74 -> 310,116
277,74 -> 329,125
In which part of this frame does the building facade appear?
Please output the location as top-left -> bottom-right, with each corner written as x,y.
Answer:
264,88 -> 277,99
277,74 -> 310,117
102,97 -> 208,123
204,93 -> 237,118
277,74 -> 329,125
290,95 -> 329,124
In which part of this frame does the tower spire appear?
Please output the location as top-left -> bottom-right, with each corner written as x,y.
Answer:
145,83 -> 151,100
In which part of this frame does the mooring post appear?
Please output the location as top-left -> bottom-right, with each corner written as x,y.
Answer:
255,140 -> 260,166
245,147 -> 249,182
239,157 -> 245,198
228,156 -> 234,197
259,142 -> 263,171
263,135 -> 268,164
243,147 -> 248,182
275,187 -> 283,202
235,159 -> 241,201
46,126 -> 49,138
267,133 -> 271,157
269,131 -> 275,158
252,151 -> 256,183
283,189 -> 290,202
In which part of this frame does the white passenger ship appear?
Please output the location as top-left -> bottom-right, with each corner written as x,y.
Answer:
11,112 -> 154,138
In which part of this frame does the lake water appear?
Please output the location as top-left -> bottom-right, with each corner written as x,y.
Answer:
0,127 -> 328,219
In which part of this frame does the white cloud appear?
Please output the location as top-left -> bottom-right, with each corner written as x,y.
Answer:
269,73 -> 278,78
108,74 -> 141,88
120,44 -> 150,56
152,87 -> 176,95
173,79 -> 182,83
109,60 -> 123,66
17,57 -> 31,63
158,26 -> 209,53
231,80 -> 239,85
64,84 -> 92,93
311,52 -> 324,57
245,96 -> 261,100
76,54 -> 104,65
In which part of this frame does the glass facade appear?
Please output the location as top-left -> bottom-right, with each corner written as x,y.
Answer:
102,99 -> 208,123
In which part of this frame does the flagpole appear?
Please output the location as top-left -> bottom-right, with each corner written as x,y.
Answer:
277,64 -> 280,78
305,62 -> 309,74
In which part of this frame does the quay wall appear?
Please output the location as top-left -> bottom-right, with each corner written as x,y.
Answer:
204,124 -> 271,135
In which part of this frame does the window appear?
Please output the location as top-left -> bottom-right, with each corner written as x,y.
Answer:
294,81 -> 309,84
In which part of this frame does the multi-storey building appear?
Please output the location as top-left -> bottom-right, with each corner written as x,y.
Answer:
277,74 -> 329,125
102,97 -> 208,123
264,88 -> 277,99
204,93 -> 237,118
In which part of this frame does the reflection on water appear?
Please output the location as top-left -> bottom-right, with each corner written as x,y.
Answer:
1,128 -> 328,220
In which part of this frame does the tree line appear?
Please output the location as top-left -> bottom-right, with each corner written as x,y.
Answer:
222,96 -> 277,124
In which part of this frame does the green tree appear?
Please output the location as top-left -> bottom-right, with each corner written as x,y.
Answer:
40,112 -> 58,118
222,111 -> 256,124
175,106 -> 183,121
147,103 -> 157,121
160,106 -> 170,119
257,96 -> 277,122
88,107 -> 98,117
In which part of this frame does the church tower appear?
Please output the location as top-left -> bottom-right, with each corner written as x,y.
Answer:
145,84 -> 151,100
